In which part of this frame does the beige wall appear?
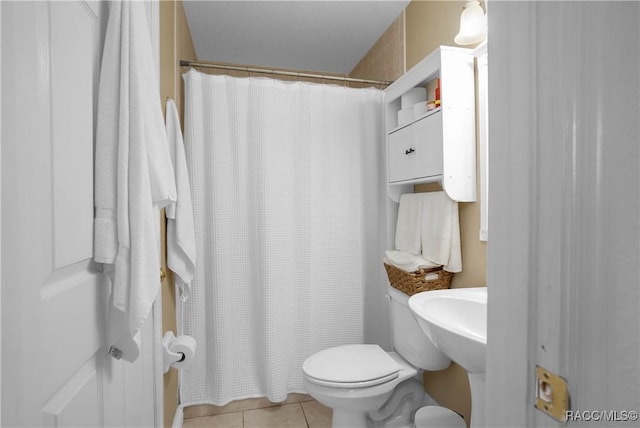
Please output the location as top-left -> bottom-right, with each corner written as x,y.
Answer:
161,0 -> 197,123
160,1 -> 197,426
349,13 -> 405,83
350,1 -> 486,426
404,0 -> 467,70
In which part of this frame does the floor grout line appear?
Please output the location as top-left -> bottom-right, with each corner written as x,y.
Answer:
183,397 -> 331,428
300,402 -> 311,428
185,395 -> 317,419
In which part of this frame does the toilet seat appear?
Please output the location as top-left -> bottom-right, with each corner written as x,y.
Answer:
303,344 -> 400,388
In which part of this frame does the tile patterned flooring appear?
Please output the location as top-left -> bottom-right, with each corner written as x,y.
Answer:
183,394 -> 332,428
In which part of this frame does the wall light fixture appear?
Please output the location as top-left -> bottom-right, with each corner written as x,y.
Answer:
454,1 -> 487,46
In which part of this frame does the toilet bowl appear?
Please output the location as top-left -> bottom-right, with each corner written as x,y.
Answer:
303,347 -> 418,427
302,286 -> 464,428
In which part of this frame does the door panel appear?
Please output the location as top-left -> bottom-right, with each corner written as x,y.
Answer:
42,358 -> 100,427
50,1 -> 96,269
41,263 -> 103,401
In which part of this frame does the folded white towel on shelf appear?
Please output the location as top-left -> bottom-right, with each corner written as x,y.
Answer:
395,193 -> 425,254
384,249 -> 439,273
94,1 -> 176,363
420,191 -> 462,273
165,98 -> 197,302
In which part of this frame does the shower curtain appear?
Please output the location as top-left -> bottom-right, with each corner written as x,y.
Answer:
180,69 -> 388,406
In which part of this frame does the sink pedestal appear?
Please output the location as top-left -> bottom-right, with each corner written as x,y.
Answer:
468,372 -> 485,428
407,288 -> 487,428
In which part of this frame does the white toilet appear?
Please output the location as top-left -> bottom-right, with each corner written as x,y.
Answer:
302,286 -> 466,428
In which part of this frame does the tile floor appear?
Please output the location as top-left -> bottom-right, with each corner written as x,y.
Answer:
183,394 -> 332,428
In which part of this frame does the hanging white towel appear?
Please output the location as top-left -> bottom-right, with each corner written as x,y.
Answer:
165,98 -> 197,302
94,0 -> 176,362
395,193 -> 424,254
420,191 -> 462,272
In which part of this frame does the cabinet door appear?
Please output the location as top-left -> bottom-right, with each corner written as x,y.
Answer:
413,111 -> 443,179
388,125 -> 417,182
387,111 -> 443,183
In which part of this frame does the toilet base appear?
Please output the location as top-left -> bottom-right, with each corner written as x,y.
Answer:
323,377 -> 425,428
414,406 -> 466,428
367,378 -> 427,428
332,410 -> 369,428
330,404 -> 465,428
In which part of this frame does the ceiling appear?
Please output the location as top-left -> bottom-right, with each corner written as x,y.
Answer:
182,0 -> 410,75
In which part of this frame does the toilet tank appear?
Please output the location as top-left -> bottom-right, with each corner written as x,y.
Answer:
388,285 -> 450,371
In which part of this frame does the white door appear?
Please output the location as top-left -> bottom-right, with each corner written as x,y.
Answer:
487,1 -> 639,427
1,1 -> 160,426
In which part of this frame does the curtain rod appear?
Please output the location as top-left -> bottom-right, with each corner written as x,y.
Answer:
179,60 -> 391,87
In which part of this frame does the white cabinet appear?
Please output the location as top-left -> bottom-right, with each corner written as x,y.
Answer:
385,46 -> 476,202
388,109 -> 443,183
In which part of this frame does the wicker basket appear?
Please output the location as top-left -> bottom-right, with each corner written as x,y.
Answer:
384,263 -> 452,296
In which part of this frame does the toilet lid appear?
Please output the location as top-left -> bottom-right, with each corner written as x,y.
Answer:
303,344 -> 400,388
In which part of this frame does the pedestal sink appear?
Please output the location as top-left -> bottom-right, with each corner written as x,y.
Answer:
408,287 -> 487,428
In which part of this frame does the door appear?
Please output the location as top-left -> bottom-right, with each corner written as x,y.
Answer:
412,111 -> 443,180
487,1 -> 639,427
1,1 -> 160,426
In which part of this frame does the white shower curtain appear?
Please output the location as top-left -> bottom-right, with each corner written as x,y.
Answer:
180,69 -> 388,406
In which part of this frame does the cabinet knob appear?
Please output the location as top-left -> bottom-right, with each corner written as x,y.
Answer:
405,148 -> 415,155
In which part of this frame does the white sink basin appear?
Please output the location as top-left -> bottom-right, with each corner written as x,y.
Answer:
408,287 -> 487,374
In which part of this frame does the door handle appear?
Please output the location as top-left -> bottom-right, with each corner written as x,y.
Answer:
405,148 -> 415,155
